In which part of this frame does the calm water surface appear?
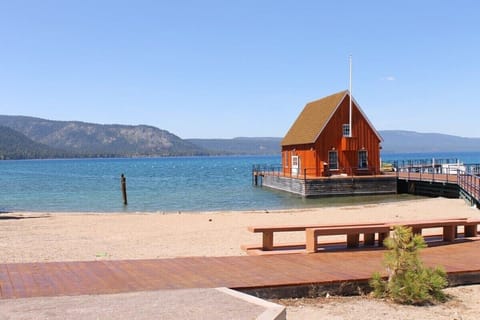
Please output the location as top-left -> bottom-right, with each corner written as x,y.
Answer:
0,152 -> 479,213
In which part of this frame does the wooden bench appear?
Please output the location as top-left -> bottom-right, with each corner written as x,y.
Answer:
244,217 -> 479,255
391,219 -> 469,242
462,218 -> 480,237
304,218 -> 477,254
248,223 -> 389,251
306,225 -> 391,253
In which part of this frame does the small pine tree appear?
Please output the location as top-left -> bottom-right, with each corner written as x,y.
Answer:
370,225 -> 448,305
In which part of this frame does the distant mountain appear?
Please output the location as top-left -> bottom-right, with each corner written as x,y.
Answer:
188,131 -> 480,155
187,137 -> 281,155
0,125 -> 71,159
1,114 -> 478,160
379,130 -> 480,153
0,115 -> 207,158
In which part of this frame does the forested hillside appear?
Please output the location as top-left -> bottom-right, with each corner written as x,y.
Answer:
0,126 -> 71,159
0,115 -> 207,157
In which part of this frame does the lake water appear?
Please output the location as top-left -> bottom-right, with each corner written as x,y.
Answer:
1,152 -> 479,213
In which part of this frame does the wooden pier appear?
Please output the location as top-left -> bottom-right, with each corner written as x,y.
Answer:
253,159 -> 480,205
396,172 -> 460,198
395,159 -> 480,207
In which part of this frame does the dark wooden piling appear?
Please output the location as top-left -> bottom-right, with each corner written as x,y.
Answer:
121,173 -> 127,205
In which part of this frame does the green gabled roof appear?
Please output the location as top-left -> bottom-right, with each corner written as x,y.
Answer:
282,90 -> 348,146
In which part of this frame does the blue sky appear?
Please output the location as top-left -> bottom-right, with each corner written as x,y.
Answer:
0,1 -> 478,138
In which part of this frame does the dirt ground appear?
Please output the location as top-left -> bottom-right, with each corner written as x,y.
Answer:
278,284 -> 480,320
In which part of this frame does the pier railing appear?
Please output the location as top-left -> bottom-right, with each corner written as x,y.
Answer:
392,158 -> 461,169
458,173 -> 480,200
252,164 -> 382,181
391,160 -> 480,183
252,164 -> 283,177
390,159 -> 480,204
395,169 -> 460,184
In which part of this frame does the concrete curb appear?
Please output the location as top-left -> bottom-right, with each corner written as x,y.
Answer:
216,287 -> 286,320
0,288 -> 287,320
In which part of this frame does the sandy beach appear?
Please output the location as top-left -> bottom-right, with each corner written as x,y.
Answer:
1,197 -> 480,319
1,197 -> 478,263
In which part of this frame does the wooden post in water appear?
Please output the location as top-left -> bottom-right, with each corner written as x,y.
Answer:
121,173 -> 128,205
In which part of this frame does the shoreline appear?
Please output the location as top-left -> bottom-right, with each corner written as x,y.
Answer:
0,193 -> 426,215
0,189 -> 428,216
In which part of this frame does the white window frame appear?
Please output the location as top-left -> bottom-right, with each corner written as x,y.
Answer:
358,150 -> 368,169
291,155 -> 299,176
328,151 -> 339,170
342,124 -> 350,137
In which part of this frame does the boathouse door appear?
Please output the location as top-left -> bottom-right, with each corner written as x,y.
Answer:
291,155 -> 299,176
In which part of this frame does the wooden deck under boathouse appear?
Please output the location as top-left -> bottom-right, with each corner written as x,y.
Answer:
252,166 -> 397,198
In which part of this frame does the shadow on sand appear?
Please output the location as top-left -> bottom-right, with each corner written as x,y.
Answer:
0,213 -> 50,220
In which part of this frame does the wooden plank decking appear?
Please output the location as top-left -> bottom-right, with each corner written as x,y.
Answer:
397,172 -> 459,184
1,240 -> 480,300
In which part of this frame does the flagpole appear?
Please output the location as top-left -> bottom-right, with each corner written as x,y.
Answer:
349,55 -> 352,137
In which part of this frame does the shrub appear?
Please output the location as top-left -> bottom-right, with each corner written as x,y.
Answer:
370,225 -> 448,305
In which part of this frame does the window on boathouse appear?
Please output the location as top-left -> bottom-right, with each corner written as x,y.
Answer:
328,151 -> 338,170
358,150 -> 368,169
342,124 -> 350,137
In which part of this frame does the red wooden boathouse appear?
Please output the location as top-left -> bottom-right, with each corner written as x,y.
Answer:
282,90 -> 382,178
255,90 -> 396,197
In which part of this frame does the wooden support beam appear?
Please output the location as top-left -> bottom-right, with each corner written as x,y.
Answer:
364,233 -> 375,246
262,231 -> 274,251
346,234 -> 360,248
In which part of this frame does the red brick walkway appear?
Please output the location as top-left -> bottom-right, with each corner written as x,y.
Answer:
1,240 -> 480,299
